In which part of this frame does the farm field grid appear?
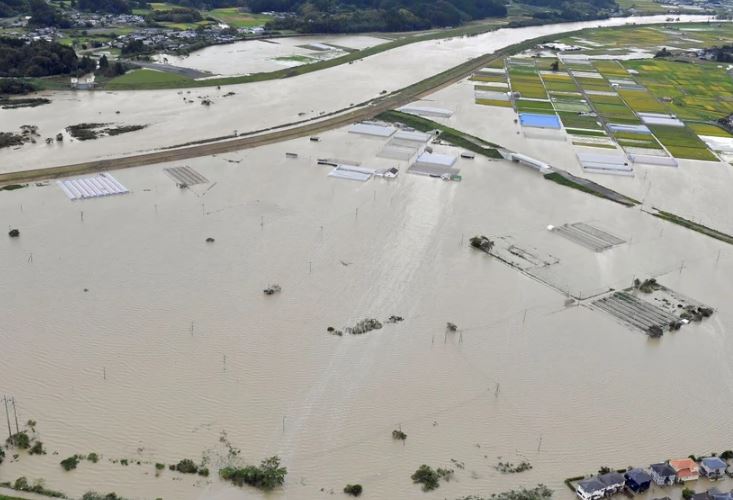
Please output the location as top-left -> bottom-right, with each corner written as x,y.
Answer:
472,23 -> 733,163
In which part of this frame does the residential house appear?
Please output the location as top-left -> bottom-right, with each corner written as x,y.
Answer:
670,458 -> 700,482
599,472 -> 626,494
707,488 -> 733,500
576,477 -> 607,500
625,468 -> 653,493
701,458 -> 728,479
650,463 -> 678,486
692,488 -> 733,500
70,74 -> 96,90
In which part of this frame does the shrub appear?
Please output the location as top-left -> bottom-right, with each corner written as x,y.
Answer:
28,440 -> 45,455
683,487 -> 695,500
87,452 -> 99,463
219,456 -> 287,490
0,446 -> 5,464
411,465 -> 440,491
198,467 -> 209,477
6,431 -> 30,449
720,450 -> 733,460
61,455 -> 80,471
120,458 -> 129,466
82,492 -> 126,500
155,463 -> 165,470
176,458 -> 198,474
344,484 -> 363,496
392,429 -> 407,440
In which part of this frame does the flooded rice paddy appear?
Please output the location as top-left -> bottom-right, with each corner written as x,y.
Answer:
2,122 -> 733,499
153,35 -> 390,75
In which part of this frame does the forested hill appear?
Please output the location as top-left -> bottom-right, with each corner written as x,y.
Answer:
1,0 -> 620,33
258,0 -> 509,32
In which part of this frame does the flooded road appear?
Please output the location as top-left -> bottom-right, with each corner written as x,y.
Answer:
0,15 -> 710,175
1,125 -> 732,499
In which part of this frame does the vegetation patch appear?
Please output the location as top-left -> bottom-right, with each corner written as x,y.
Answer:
495,460 -> 533,473
456,484 -> 553,500
377,110 -> 502,159
61,455 -> 81,471
344,484 -> 363,496
0,97 -> 50,109
66,123 -> 147,141
219,456 -> 287,490
8,477 -> 65,498
106,69 -> 194,90
411,464 -> 454,491
651,208 -> 733,245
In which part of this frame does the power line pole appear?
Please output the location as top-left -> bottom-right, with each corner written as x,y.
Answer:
3,396 -> 12,440
10,397 -> 19,434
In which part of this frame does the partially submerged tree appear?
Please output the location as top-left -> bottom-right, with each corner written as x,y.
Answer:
220,456 -> 287,490
344,484 -> 363,496
61,455 -> 81,471
470,235 -> 494,253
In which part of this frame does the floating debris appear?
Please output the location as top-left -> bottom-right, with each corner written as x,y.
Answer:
8,228 -> 20,238
386,315 -> 404,323
205,237 -> 215,243
263,284 -> 282,296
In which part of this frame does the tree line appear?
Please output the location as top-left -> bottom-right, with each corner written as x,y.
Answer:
0,36 -> 95,77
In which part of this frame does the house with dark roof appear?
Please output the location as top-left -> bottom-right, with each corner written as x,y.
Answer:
599,472 -> 626,494
670,458 -> 700,482
701,457 -> 728,479
625,468 -> 653,493
692,488 -> 733,500
650,463 -> 677,486
576,477 -> 607,500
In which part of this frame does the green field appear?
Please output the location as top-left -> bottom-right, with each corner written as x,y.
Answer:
557,111 -> 603,130
106,68 -> 194,89
688,123 -> 733,137
624,59 -> 733,121
649,124 -> 718,160
206,8 -> 271,28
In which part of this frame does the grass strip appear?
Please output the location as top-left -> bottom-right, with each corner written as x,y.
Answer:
377,110 -> 502,158
651,209 -> 733,245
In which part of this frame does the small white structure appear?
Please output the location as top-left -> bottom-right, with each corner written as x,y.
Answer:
70,73 -> 96,90
414,152 -> 457,168
328,164 -> 375,182
639,113 -> 685,127
57,173 -> 128,200
576,151 -> 633,176
398,105 -> 453,118
349,122 -> 396,137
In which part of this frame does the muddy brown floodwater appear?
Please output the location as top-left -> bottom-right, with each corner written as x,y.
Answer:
1,124 -> 732,499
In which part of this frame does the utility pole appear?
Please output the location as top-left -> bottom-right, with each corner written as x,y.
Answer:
11,397 -> 19,434
3,396 -> 12,440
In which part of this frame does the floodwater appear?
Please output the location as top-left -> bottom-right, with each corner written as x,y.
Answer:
0,15 -> 710,175
417,80 -> 733,234
2,123 -> 733,500
153,35 -> 390,75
